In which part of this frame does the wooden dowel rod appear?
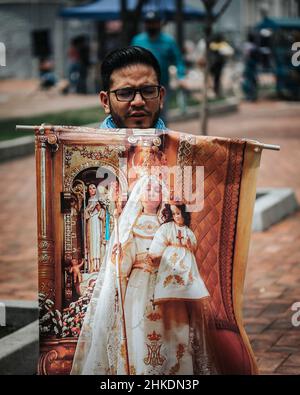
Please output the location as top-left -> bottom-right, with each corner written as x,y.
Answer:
252,142 -> 281,151
16,125 -> 38,130
259,143 -> 280,151
14,125 -> 281,151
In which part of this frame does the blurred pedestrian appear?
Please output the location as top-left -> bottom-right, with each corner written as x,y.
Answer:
209,33 -> 234,97
68,37 -> 81,93
259,28 -> 273,72
242,32 -> 260,101
68,36 -> 91,94
39,57 -> 57,89
77,36 -> 91,94
131,11 -> 186,124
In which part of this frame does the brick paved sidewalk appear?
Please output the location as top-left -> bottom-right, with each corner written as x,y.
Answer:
244,212 -> 300,374
0,99 -> 299,374
0,79 -> 98,118
0,156 -> 37,300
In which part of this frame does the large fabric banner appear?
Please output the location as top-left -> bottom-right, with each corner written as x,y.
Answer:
35,126 -> 261,375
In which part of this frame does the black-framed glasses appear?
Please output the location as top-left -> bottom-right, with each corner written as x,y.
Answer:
109,85 -> 161,102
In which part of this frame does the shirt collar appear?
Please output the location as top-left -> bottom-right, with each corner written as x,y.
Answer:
100,115 -> 167,130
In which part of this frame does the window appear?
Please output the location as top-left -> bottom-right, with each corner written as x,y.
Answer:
31,29 -> 52,59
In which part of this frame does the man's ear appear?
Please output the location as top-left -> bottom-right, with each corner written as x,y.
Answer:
159,86 -> 166,110
99,91 -> 110,114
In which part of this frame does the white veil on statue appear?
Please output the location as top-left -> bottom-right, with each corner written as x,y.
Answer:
71,174 -> 166,375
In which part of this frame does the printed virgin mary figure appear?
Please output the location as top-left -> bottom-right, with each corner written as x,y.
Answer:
85,183 -> 106,273
71,175 -> 220,375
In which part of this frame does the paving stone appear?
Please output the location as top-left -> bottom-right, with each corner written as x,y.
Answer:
275,365 -> 300,374
250,331 -> 284,352
268,318 -> 296,331
270,346 -> 300,353
282,353 -> 300,365
274,331 -> 300,347
257,351 -> 290,374
243,307 -> 266,318
261,302 -> 292,317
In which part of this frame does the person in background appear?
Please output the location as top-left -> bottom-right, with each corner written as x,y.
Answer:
68,37 -> 81,93
39,57 -> 57,89
68,36 -> 91,94
131,11 -> 186,124
209,33 -> 234,98
77,35 -> 91,94
242,32 -> 260,102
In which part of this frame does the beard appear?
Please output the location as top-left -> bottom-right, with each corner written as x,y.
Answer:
109,104 -> 161,129
146,27 -> 160,38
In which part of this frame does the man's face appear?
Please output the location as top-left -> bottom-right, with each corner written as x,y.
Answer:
145,20 -> 161,37
100,64 -> 165,129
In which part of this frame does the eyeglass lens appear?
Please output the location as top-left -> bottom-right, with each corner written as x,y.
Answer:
115,86 -> 159,101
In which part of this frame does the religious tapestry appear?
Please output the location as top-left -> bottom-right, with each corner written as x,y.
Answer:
34,125 -> 263,375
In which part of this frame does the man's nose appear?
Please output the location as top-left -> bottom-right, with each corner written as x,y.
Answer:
131,91 -> 145,106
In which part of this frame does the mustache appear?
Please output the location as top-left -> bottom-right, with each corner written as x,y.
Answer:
126,109 -> 151,118
109,95 -> 152,117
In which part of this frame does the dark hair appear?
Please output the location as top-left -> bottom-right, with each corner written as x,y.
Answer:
101,46 -> 161,91
162,204 -> 191,227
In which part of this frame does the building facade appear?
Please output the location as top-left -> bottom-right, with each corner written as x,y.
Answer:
216,0 -> 299,41
1,0 -> 299,80
242,0 -> 299,27
0,0 -> 94,80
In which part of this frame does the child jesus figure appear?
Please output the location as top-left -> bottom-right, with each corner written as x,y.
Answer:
149,202 -> 209,302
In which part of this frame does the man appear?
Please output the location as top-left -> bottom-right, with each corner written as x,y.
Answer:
100,46 -> 167,130
209,33 -> 234,97
131,11 -> 186,122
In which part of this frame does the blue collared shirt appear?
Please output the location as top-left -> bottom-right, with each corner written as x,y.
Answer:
100,115 -> 167,130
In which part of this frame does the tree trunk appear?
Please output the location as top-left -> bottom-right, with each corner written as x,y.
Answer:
199,0 -> 232,135
121,0 -> 148,45
176,0 -> 184,53
200,29 -> 210,135
120,0 -> 128,46
297,0 -> 300,16
199,6 -> 213,136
